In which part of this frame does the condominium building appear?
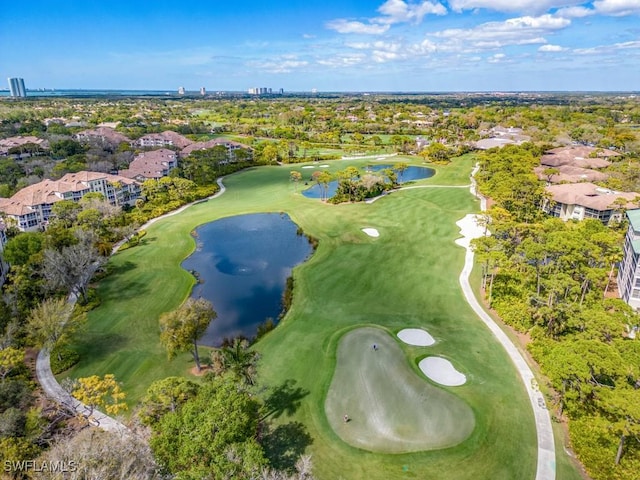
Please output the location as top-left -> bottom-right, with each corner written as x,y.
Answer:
0,172 -> 140,232
7,77 -> 26,97
119,148 -> 178,181
543,182 -> 639,224
134,131 -> 193,149
618,209 -> 640,309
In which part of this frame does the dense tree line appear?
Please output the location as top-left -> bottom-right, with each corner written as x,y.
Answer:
474,144 -> 640,479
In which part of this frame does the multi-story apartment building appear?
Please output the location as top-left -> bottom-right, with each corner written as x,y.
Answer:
133,131 -> 193,149
119,148 -> 178,181
543,183 -> 639,224
0,171 -> 140,232
618,209 -> 640,309
7,77 -> 26,97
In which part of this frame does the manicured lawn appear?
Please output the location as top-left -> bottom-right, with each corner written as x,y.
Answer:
64,154 -> 578,479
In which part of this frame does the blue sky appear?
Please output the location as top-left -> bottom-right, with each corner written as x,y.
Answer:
1,0 -> 639,92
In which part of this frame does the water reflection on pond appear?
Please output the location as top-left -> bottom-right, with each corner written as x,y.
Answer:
302,164 -> 434,199
182,213 -> 313,346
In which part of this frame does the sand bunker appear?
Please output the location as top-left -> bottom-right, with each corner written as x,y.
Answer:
455,214 -> 489,249
419,357 -> 467,386
362,228 -> 380,237
319,164 -> 330,168
302,165 -> 315,169
397,328 -> 435,346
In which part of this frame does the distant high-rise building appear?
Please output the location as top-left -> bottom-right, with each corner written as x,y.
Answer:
178,86 -> 185,95
7,77 -> 26,97
200,87 -> 206,96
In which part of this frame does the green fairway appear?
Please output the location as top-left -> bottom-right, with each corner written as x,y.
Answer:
62,154 -> 580,479
325,327 -> 475,453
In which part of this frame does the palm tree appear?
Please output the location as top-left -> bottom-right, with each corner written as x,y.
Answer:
210,338 -> 260,385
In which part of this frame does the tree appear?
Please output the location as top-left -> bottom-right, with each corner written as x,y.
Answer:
50,139 -> 86,159
210,338 -> 260,385
71,374 -> 127,416
290,171 -> 302,191
139,376 -> 200,426
159,298 -> 216,372
149,375 -> 266,479
27,298 -> 83,360
421,142 -> 451,163
0,347 -> 23,382
41,231 -> 105,303
2,232 -> 44,266
32,426 -> 161,480
393,162 -> 409,182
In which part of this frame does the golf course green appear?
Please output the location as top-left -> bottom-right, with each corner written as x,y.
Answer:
325,327 -> 475,453
64,156 -> 582,480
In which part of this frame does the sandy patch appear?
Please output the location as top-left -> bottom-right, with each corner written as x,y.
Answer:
362,228 -> 380,237
419,357 -> 466,386
302,165 -> 315,169
397,328 -> 435,346
455,214 -> 489,249
319,164 -> 330,168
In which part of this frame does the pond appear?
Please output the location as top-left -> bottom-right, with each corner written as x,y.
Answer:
181,213 -> 313,346
302,164 -> 434,199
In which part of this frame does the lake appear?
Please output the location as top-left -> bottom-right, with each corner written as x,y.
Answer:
302,164 -> 434,199
182,213 -> 313,346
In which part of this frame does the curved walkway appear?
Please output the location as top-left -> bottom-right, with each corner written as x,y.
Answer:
457,166 -> 556,480
36,177 -> 228,432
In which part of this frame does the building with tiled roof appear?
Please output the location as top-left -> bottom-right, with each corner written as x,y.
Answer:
534,165 -> 609,184
0,136 -> 49,156
74,127 -> 130,145
181,138 -> 251,159
543,182 -> 640,224
134,131 -> 193,149
119,148 -> 178,181
0,171 -> 140,232
540,145 -> 619,168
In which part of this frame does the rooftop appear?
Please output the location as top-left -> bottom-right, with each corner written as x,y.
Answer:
540,146 -> 618,168
627,209 -> 640,232
547,182 -> 640,211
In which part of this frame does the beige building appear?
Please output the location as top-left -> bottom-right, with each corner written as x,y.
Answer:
134,131 -> 193,149
119,148 -> 179,181
181,138 -> 250,160
544,182 -> 639,224
0,171 -> 140,232
74,127 -> 130,145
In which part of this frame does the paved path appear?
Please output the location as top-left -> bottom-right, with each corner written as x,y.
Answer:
36,177 -> 229,432
457,166 -> 556,480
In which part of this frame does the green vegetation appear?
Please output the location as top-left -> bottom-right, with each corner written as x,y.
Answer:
59,156 -> 561,479
474,144 -> 639,480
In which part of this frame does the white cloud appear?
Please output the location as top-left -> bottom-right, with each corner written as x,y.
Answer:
448,0 -> 584,14
555,6 -> 595,18
593,0 -> 640,16
430,14 -> 569,50
488,53 -> 507,62
325,19 -> 390,35
574,40 -> 640,55
247,57 -> 309,74
376,0 -> 447,24
326,0 -> 446,35
539,44 -> 567,51
317,53 -> 368,67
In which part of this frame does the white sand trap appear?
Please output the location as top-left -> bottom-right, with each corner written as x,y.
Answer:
362,228 -> 379,237
419,357 -> 467,386
319,164 -> 330,168
455,214 -> 489,249
302,165 -> 315,169
397,328 -> 435,346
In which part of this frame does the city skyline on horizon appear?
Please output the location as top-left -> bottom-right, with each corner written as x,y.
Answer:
1,0 -> 639,92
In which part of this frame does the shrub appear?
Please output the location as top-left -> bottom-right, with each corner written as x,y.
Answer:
49,346 -> 80,374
